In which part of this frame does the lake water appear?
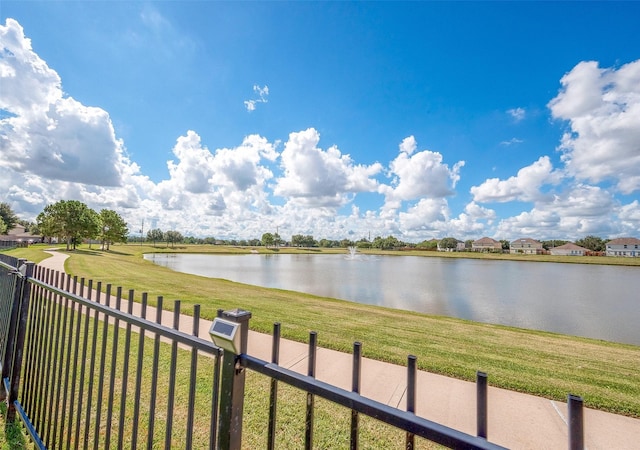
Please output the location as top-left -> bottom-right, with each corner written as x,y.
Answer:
144,253 -> 640,346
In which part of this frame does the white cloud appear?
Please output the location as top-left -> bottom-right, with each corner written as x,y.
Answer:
618,200 -> 640,222
548,59 -> 640,194
0,18 -> 130,187
494,184 -> 621,239
379,137 -> 464,211
244,84 -> 269,111
274,128 -> 382,208
153,131 -> 278,214
398,198 -> 449,231
507,107 -> 526,122
500,138 -> 523,146
471,156 -> 561,203
399,135 -> 417,155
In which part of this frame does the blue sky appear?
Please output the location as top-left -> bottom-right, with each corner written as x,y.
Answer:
1,2 -> 639,242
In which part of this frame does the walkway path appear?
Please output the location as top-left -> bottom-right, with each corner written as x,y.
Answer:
38,250 -> 640,449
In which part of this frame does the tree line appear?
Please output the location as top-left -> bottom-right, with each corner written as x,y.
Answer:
0,201 -> 616,253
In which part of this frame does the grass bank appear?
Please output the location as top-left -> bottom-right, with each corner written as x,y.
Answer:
8,244 -> 640,418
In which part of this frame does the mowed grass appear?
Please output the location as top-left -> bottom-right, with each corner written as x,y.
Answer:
7,244 -> 640,418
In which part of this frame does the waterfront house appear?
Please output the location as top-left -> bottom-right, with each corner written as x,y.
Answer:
510,238 -> 543,255
605,237 -> 640,257
472,237 -> 502,252
550,242 -> 588,256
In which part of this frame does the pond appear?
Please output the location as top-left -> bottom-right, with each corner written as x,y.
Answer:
144,253 -> 640,346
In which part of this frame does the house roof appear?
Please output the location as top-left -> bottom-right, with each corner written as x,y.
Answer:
1,226 -> 39,242
7,225 -> 26,235
553,243 -> 588,251
607,237 -> 640,245
473,237 -> 500,245
510,238 -> 541,245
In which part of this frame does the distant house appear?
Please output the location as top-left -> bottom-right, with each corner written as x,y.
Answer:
472,237 -> 502,252
510,238 -> 543,255
550,243 -> 588,256
605,237 -> 640,257
0,225 -> 42,247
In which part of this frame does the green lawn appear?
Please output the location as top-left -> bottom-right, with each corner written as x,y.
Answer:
6,244 -> 640,418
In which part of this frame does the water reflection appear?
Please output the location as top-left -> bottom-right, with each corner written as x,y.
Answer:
144,253 -> 639,345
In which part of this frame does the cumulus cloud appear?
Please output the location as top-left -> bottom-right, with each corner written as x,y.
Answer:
153,131 -> 278,213
470,156 -> 561,203
274,128 -> 382,207
244,84 -> 269,111
379,136 -> 464,211
0,18 -> 131,187
548,59 -> 640,194
493,184 -> 625,239
398,198 -> 449,231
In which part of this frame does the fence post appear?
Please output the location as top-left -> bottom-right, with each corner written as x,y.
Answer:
477,371 -> 488,439
1,259 -> 26,402
568,394 -> 584,450
406,355 -> 417,449
6,261 -> 34,422
217,309 -> 252,450
350,342 -> 362,450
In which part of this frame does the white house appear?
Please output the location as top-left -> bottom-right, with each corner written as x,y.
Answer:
605,237 -> 640,257
550,243 -> 588,256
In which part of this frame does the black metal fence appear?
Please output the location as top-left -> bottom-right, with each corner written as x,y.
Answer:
0,254 -> 585,449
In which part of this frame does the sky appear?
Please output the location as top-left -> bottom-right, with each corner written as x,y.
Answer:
1,2 -> 639,243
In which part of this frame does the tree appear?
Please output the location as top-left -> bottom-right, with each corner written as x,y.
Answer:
541,240 -> 568,251
0,202 -> 18,233
372,235 -> 400,250
99,209 -> 129,250
261,232 -> 274,248
36,200 -> 98,250
292,234 -> 316,247
500,240 -> 510,250
383,236 -> 401,249
340,239 -> 354,248
438,237 -> 459,251
417,239 -> 438,250
84,208 -> 101,249
0,217 -> 6,234
18,219 -> 36,232
146,228 -> 164,247
165,230 -> 183,247
575,235 -> 606,252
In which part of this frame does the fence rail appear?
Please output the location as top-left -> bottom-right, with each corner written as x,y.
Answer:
0,255 -> 586,449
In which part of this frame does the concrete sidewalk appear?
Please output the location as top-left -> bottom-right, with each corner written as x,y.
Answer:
38,250 -> 640,449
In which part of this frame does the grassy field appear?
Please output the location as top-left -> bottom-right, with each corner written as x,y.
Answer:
5,243 -> 640,419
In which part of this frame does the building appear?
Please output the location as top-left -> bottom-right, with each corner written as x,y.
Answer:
510,238 -> 543,255
550,243 -> 588,256
472,237 -> 502,252
0,225 -> 42,247
605,237 -> 640,257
